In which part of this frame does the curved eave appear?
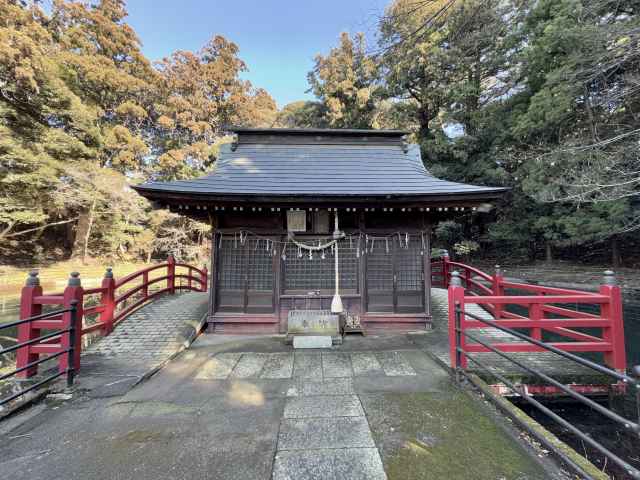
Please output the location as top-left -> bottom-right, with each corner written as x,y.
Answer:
131,184 -> 508,205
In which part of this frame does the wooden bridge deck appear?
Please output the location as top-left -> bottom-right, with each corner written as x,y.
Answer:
426,289 -> 603,384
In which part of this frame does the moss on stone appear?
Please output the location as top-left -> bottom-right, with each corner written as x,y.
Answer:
467,373 -> 609,480
364,389 -> 549,479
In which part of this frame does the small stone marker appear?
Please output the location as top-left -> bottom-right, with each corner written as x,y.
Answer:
287,310 -> 339,336
293,336 -> 332,349
287,310 -> 340,348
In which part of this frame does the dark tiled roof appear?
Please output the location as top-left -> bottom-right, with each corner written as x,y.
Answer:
230,127 -> 408,136
133,129 -> 506,199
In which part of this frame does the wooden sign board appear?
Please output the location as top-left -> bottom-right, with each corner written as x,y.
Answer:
287,210 -> 306,232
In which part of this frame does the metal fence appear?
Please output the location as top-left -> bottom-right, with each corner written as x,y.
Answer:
0,301 -> 77,408
454,305 -> 640,479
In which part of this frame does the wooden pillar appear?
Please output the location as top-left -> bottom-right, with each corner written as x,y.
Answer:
142,271 -> 149,299
100,267 -> 116,334
358,211 -> 366,316
448,271 -> 467,369
167,254 -> 176,295
422,228 -> 431,319
274,235 -> 283,332
209,232 -> 219,321
201,266 -> 208,292
529,303 -> 543,341
442,251 -> 450,287
16,271 -> 42,378
493,265 -> 504,319
60,272 -> 84,373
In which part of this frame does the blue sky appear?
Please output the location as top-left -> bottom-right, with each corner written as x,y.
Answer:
125,0 -> 387,108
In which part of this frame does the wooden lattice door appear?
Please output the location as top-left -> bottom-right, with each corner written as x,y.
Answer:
365,238 -> 395,312
394,236 -> 425,313
216,236 -> 275,313
365,235 -> 425,313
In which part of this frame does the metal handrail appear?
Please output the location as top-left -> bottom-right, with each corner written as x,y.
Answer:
459,307 -> 637,385
454,305 -> 640,479
0,308 -> 70,330
0,301 -> 77,408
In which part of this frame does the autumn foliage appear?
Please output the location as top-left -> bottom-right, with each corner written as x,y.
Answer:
0,0 -> 276,263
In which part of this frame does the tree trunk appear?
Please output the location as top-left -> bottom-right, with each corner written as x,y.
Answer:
545,242 -> 553,263
417,105 -> 430,141
0,221 -> 15,241
611,236 -> 621,268
528,241 -> 537,262
71,198 -> 96,263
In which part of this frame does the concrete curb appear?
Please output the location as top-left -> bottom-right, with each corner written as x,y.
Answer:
0,388 -> 49,421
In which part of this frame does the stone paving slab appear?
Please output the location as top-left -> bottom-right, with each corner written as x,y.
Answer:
278,417 -> 376,450
322,352 -> 353,378
287,378 -> 355,397
284,394 -> 364,418
293,353 -> 323,379
376,351 -> 417,376
195,353 -> 242,380
351,352 -> 384,376
261,353 -> 295,379
229,352 -> 269,378
273,448 -> 386,480
202,351 -> 424,382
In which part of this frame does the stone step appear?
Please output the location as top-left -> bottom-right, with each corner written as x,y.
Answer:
293,335 -> 333,349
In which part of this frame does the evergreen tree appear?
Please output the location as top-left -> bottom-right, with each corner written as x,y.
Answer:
307,32 -> 382,129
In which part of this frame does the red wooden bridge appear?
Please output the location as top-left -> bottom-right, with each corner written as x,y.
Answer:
4,253 -> 631,398
12,256 -> 207,381
432,255 -> 626,372
430,254 -> 631,399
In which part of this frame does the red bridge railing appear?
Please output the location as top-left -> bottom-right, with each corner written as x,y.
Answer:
15,255 -> 207,379
431,254 -> 627,373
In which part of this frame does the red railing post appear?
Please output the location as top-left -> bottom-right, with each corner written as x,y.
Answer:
16,271 -> 42,378
442,250 -> 450,287
100,267 -> 115,334
142,271 -> 149,299
60,272 -> 84,373
530,303 -> 543,341
600,270 -> 626,372
187,267 -> 192,290
167,254 -> 176,295
493,265 -> 504,319
448,270 -> 467,369
202,265 -> 208,292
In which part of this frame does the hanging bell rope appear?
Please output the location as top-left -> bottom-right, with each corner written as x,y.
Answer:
331,209 -> 343,314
